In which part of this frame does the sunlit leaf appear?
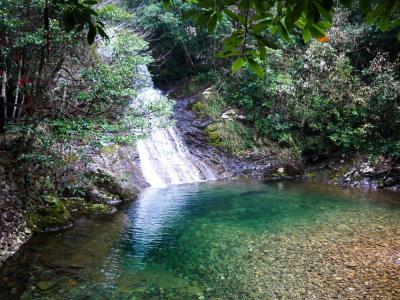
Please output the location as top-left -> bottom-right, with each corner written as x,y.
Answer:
231,57 -> 245,72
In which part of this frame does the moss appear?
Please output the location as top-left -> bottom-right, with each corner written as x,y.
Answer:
28,195 -> 73,232
63,197 -> 117,215
85,203 -> 116,215
62,197 -> 86,213
101,144 -> 120,155
204,123 -> 223,147
63,153 -> 79,164
204,121 -> 254,154
305,171 -> 317,178
191,101 -> 208,119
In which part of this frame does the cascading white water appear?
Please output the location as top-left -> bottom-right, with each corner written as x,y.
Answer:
136,68 -> 216,187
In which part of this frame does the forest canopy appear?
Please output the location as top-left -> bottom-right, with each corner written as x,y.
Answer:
1,0 -> 399,159
161,0 -> 400,76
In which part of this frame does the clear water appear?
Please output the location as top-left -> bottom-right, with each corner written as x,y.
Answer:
1,180 -> 400,299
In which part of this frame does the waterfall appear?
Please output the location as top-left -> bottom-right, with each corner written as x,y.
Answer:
136,68 -> 216,188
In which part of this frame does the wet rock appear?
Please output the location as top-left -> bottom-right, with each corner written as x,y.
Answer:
284,164 -> 302,176
35,280 -> 56,291
86,204 -> 117,216
174,95 -> 294,179
87,169 -> 139,202
106,199 -> 122,206
86,187 -> 113,203
305,154 -> 400,190
277,167 -> 285,174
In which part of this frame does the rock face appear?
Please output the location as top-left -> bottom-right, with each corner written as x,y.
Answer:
173,94 -> 301,180
88,145 -> 149,194
174,94 -> 399,191
304,154 -> 400,190
0,150 -> 32,268
0,135 -> 148,267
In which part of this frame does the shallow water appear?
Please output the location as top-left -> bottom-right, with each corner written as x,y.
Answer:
1,180 -> 400,299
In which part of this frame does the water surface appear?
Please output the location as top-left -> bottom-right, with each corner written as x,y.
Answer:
1,180 -> 400,299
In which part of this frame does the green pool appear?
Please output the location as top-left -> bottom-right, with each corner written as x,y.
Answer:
1,180 -> 400,299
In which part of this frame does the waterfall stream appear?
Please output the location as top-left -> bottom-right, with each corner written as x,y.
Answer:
136,68 -> 216,187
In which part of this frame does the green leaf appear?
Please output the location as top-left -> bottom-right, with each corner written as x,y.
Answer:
359,0 -> 371,14
252,21 -> 270,34
96,25 -> 109,39
63,10 -> 76,32
258,41 -> 267,60
231,57 -> 245,72
278,21 -> 290,41
303,27 -> 311,42
285,2 -> 305,30
217,49 -> 241,58
182,9 -> 198,20
247,57 -> 264,77
379,15 -> 390,31
223,8 -> 246,24
83,0 -> 98,5
309,23 -> 326,38
314,1 -> 333,24
197,13 -> 211,26
223,8 -> 238,20
252,33 -> 278,49
87,23 -> 97,45
208,13 -> 218,33
340,0 -> 352,9
162,0 -> 171,10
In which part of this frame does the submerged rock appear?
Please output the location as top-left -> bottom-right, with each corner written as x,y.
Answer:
35,280 -> 56,291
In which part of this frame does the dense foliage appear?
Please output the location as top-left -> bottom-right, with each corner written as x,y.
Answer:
0,0 -> 173,197
162,0 -> 400,77
1,0 -> 399,161
0,0 -> 171,137
184,9 -> 400,159
128,0 -> 232,83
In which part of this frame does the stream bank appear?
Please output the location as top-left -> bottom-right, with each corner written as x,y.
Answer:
0,133 -> 148,267
171,83 -> 400,191
1,88 -> 400,268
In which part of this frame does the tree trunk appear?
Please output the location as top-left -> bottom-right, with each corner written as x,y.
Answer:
181,41 -> 195,69
0,72 -> 7,133
12,57 -> 23,121
17,94 -> 25,118
33,45 -> 46,111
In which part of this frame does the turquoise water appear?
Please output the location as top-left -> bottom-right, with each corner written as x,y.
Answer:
1,180 -> 400,299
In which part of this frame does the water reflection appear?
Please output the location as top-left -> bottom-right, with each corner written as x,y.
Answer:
121,184 -> 200,265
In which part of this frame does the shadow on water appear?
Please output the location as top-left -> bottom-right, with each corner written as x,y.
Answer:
1,180 -> 400,299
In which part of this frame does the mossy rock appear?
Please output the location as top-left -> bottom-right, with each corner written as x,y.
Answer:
62,197 -> 87,215
204,123 -> 223,147
62,197 -> 117,216
28,195 -> 73,232
85,203 -> 116,216
191,101 -> 208,118
35,280 -> 57,291
305,171 -> 317,178
88,171 -> 138,201
101,144 -> 120,155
